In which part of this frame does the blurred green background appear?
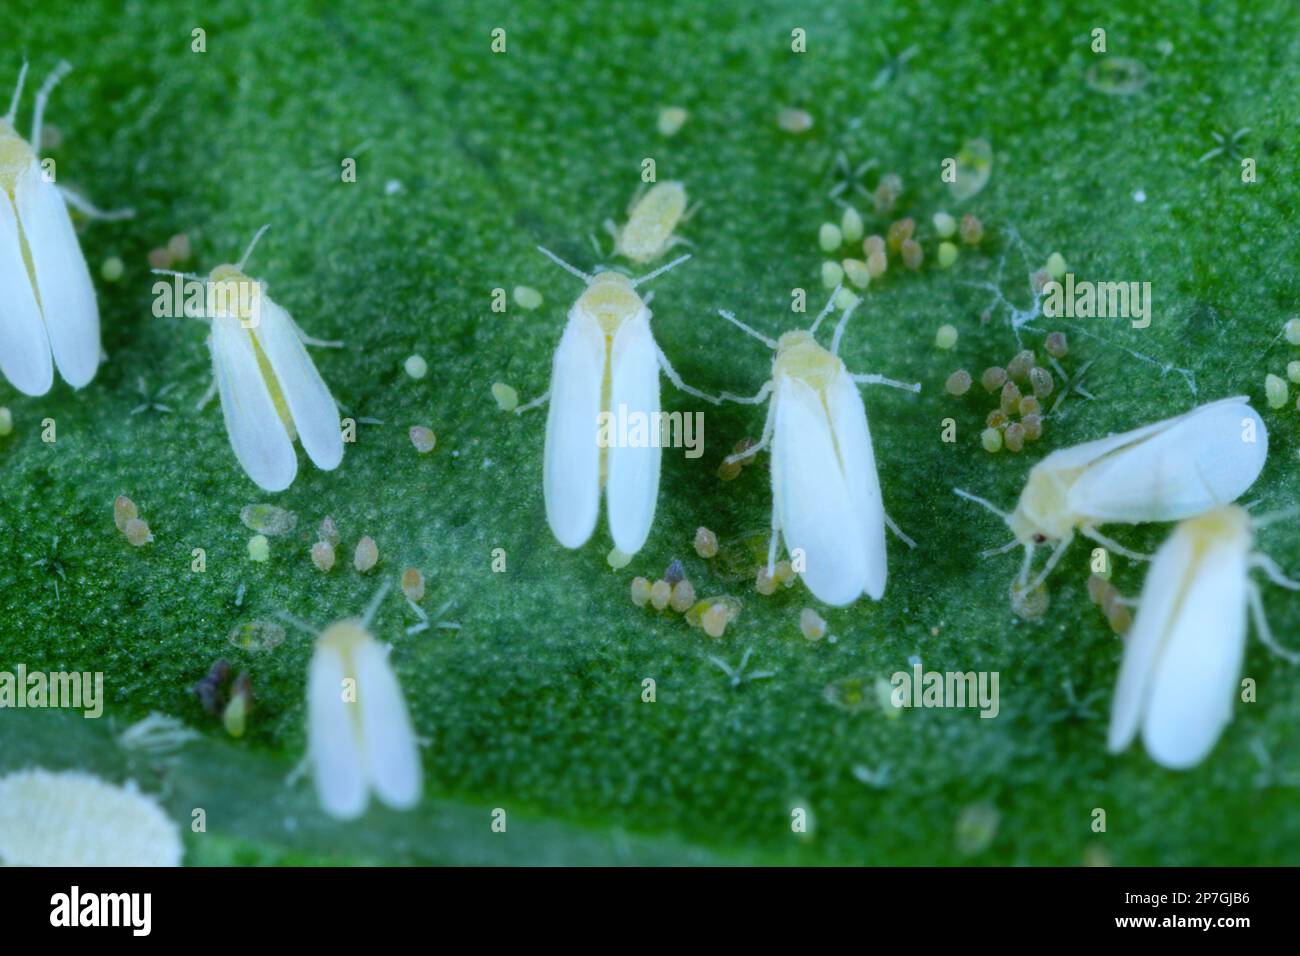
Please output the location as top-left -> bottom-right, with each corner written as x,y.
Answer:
1,0 -> 1298,864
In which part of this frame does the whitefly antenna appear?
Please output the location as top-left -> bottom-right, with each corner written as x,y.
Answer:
631,252 -> 691,289
276,610 -> 319,636
237,223 -> 271,271
808,285 -> 842,335
537,246 -> 593,284
717,309 -> 777,350
30,60 -> 71,149
953,487 -> 1011,521
361,580 -> 393,630
5,61 -> 29,126
830,296 -> 861,357
1252,505 -> 1300,529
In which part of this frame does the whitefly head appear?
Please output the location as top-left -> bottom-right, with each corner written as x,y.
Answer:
0,63 -> 32,193
576,269 -> 645,336
773,329 -> 844,392
537,245 -> 689,335
1008,465 -> 1080,544
0,119 -> 33,194
204,224 -> 271,323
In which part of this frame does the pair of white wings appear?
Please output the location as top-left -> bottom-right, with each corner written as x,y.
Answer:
544,306 -> 661,556
0,160 -> 99,395
210,297 -> 343,492
1109,516 -> 1251,769
772,372 -> 886,607
308,637 -> 422,820
1048,396 -> 1267,524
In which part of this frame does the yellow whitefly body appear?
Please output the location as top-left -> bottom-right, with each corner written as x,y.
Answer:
613,181 -> 688,263
574,273 -> 645,493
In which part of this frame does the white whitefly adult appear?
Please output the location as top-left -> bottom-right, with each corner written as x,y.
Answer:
517,246 -> 719,557
1108,504 -> 1300,769
0,61 -> 132,396
301,585 -> 423,820
956,395 -> 1268,591
714,288 -> 920,606
159,224 -> 344,492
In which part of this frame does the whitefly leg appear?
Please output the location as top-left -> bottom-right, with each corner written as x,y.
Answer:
58,187 -> 134,221
514,388 -> 551,415
1024,532 -> 1074,593
851,373 -> 921,393
766,497 -> 781,578
656,344 -> 721,405
884,513 -> 916,548
1081,525 -> 1152,562
724,394 -> 775,465
1252,552 -> 1300,591
196,376 -> 218,411
1248,580 -> 1300,664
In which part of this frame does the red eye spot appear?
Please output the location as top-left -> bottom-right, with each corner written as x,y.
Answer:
1033,533 -> 1048,545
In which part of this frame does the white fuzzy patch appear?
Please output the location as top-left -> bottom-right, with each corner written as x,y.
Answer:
0,768 -> 182,866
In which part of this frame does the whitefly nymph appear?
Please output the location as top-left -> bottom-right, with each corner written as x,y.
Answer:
603,180 -> 692,264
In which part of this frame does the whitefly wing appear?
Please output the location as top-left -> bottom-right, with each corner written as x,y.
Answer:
308,641 -> 369,820
211,313 -> 297,491
1141,530 -> 1250,769
252,296 -> 343,472
1066,397 -> 1266,522
825,371 -> 887,600
543,310 -> 606,549
13,161 -> 99,387
773,375 -> 869,606
0,175 -> 52,395
353,638 -> 422,810
605,309 -> 662,556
